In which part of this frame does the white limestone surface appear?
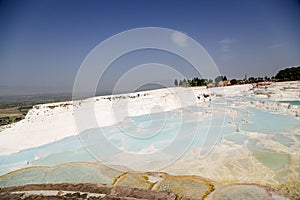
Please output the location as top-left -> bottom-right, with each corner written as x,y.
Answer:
0,85 -> 252,156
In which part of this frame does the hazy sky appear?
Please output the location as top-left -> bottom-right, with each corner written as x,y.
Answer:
0,0 -> 300,95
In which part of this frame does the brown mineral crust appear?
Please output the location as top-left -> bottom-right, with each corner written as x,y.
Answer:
0,183 -> 177,200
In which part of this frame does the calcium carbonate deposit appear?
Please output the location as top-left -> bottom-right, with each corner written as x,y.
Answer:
0,81 -> 299,199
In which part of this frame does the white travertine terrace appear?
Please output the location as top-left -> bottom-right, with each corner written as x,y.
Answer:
0,81 -> 299,198
0,84 -> 252,155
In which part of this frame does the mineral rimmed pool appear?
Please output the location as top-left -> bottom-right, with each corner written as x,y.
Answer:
0,84 -> 300,198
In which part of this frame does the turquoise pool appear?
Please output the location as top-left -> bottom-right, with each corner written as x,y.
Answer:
0,97 -> 299,177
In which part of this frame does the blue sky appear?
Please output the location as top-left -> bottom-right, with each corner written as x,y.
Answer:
0,0 -> 300,95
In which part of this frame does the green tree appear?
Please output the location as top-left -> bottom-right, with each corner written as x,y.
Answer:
179,80 -> 183,86
174,79 -> 178,86
215,76 -> 223,83
248,77 -> 255,83
230,79 -> 238,85
275,66 -> 300,81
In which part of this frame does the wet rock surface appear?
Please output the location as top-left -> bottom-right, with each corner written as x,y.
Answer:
0,168 -> 292,200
